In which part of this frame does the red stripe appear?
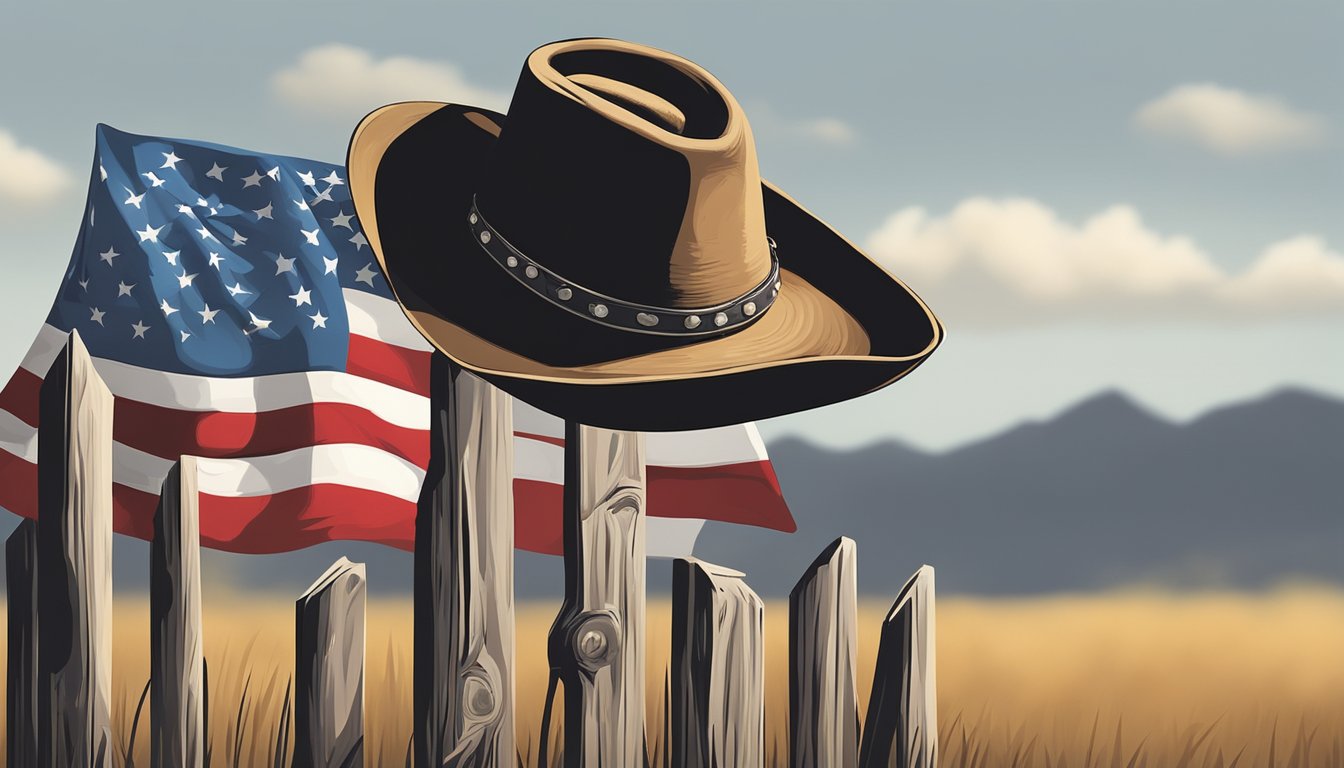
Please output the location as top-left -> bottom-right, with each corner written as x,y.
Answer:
516,430 -> 564,448
0,447 -> 792,555
647,461 -> 795,532
345,334 -> 431,393
0,368 -> 430,465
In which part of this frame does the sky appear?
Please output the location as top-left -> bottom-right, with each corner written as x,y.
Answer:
0,1 -> 1339,450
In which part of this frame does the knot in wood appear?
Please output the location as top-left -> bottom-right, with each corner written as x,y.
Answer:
461,672 -> 497,720
568,611 -> 620,672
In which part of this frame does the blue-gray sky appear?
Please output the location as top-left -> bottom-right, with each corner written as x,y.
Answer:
0,1 -> 1339,449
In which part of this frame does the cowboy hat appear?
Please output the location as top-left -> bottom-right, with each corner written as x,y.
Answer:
347,38 -> 941,431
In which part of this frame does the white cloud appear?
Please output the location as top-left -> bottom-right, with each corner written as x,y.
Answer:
1133,83 -> 1325,154
271,44 -> 509,115
793,117 -> 857,145
865,197 -> 1344,326
745,102 -> 858,146
0,129 -> 70,206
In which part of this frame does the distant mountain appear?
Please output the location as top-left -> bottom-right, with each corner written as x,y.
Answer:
72,387 -> 1344,599
696,387 -> 1344,595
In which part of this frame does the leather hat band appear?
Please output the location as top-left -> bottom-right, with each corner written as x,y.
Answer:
468,197 -> 781,337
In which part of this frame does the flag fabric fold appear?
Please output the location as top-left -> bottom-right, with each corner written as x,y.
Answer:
0,125 -> 796,556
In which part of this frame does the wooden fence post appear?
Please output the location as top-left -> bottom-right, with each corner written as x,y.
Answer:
151,458 -> 204,768
7,519 -> 39,768
414,354 -> 516,768
859,565 -> 937,768
790,537 -> 859,768
35,329 -> 113,767
671,558 -> 765,768
547,424 -> 646,767
294,557 -> 367,768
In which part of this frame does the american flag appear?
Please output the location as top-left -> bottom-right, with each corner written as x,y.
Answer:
0,125 -> 795,556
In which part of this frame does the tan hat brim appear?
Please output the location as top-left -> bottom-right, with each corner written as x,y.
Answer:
348,101 -> 942,429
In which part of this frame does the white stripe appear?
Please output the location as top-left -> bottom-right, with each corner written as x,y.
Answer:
342,289 -> 433,351
19,325 -> 430,430
0,409 -> 36,462
195,444 -> 425,500
646,517 -> 704,558
514,434 -> 563,485
514,400 -> 768,468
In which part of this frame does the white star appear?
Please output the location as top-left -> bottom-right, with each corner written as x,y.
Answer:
177,270 -> 197,289
78,278 -> 89,291
180,330 -> 191,342
89,207 -> 95,227
142,171 -> 166,188
196,197 -> 209,207
329,210 -> 354,230
297,170 -> 316,187
301,228 -> 320,246
117,281 -> 135,297
242,170 -> 264,188
163,250 -> 179,266
160,151 -> 182,170
231,231 -> 247,247
137,223 -> 164,243
349,232 -> 368,250
208,252 -> 224,269
289,286 -> 312,307
248,311 -> 272,333
160,299 -> 178,316
206,163 -> 227,182
99,164 -> 107,181
322,171 -> 345,186
131,320 -> 150,339
310,311 -> 328,329
99,247 -> 119,266
124,188 -> 145,208
227,282 -> 250,297
267,166 -> 280,181
293,199 -> 309,211
309,186 -> 334,205
254,202 -> 274,220
209,206 -> 218,216
355,263 -> 379,286
323,256 -> 339,275
199,304 -> 219,324
275,253 -> 296,274
90,307 -> 105,326
196,225 -> 217,241
176,204 -> 196,217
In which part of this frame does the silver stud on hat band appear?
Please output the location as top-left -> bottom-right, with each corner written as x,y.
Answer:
467,197 -> 780,338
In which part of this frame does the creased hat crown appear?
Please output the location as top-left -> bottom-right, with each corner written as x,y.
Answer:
474,39 -> 773,311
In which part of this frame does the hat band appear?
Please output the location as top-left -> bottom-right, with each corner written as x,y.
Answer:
467,198 -> 781,337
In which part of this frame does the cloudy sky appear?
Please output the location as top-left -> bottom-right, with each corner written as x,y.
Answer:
0,1 -> 1338,450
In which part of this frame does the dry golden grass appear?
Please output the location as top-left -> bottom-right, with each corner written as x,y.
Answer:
3,587 -> 1342,766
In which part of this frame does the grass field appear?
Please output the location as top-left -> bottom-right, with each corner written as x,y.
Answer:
4,587 -> 1342,766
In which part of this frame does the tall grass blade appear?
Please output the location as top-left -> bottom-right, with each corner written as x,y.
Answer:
125,676 -> 152,768
271,676 -> 292,768
231,672 -> 252,768
1084,712 -> 1100,768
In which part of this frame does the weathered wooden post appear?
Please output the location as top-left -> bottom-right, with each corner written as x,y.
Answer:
414,354 -> 516,767
151,457 -> 205,768
7,519 -> 39,768
671,558 -> 765,768
790,537 -> 860,768
294,557 -> 367,768
859,565 -> 937,768
546,424 -> 646,767
35,329 -> 113,767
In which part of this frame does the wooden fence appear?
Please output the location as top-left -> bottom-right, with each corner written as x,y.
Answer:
4,334 -> 939,768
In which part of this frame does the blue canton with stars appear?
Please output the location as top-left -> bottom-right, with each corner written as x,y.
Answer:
48,124 -> 390,377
